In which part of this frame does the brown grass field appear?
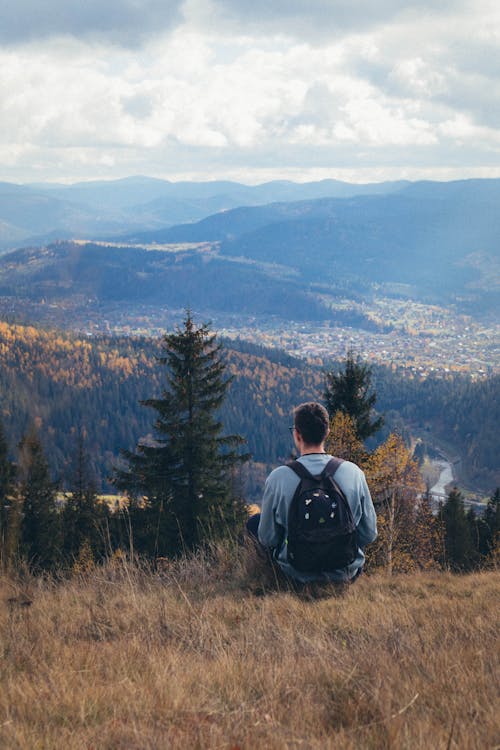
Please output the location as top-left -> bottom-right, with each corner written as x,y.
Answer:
1,546 -> 499,750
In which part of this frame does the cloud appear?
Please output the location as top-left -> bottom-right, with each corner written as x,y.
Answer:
191,0 -> 465,40
1,1 -> 500,183
0,0 -> 473,48
0,0 -> 183,46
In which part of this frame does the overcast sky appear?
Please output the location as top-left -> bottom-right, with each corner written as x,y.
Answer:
1,0 -> 500,184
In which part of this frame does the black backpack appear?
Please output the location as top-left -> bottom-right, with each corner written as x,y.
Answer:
286,458 -> 358,573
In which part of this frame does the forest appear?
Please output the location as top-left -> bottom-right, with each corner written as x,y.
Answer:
0,320 -> 498,494
0,315 -> 498,578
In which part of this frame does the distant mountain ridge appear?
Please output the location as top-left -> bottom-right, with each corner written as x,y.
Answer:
0,177 -> 498,317
120,180 -> 500,306
0,176 -> 407,250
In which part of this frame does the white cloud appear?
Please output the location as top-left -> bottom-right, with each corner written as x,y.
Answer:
0,0 -> 183,46
1,1 -> 500,183
438,114 -> 500,150
389,59 -> 447,98
188,0 -> 466,42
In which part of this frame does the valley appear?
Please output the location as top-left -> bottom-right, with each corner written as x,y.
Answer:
0,177 -> 498,500
0,178 -> 498,384
0,287 -> 496,379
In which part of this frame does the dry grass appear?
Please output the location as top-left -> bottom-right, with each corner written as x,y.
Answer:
0,545 -> 499,750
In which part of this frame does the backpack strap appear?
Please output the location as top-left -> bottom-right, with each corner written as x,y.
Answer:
287,457 -> 344,480
286,459 -> 314,480
323,457 -> 351,510
322,457 -> 344,478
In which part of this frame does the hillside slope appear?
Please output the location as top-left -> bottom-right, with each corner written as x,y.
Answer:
1,563 -> 498,749
0,177 -> 407,250
126,180 -> 500,305
0,241 -> 378,326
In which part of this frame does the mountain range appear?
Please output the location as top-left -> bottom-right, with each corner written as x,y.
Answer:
0,177 -> 498,320
0,176 -> 407,251
123,179 -> 500,303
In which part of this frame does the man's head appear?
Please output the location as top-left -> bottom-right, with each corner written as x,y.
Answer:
293,402 -> 329,448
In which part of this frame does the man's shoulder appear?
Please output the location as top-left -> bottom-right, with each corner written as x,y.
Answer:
333,459 -> 368,498
263,464 -> 301,505
334,459 -> 367,483
266,464 -> 296,482
335,458 -> 365,475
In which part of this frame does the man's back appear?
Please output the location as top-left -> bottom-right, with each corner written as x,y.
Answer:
258,453 -> 377,583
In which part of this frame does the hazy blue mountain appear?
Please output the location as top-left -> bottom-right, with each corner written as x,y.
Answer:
28,175 -> 176,211
132,178 -> 409,224
0,183 -> 87,249
29,176 -> 408,209
0,240 -> 380,328
1,177 -> 498,316
124,180 -> 500,304
123,202 -> 310,244
0,181 -> 152,250
0,176 -> 407,250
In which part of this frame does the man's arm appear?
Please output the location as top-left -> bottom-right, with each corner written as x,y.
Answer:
356,470 -> 378,548
258,469 -> 286,549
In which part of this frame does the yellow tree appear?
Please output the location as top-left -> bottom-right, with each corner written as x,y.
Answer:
365,433 -> 424,574
412,490 -> 443,570
325,411 -> 368,467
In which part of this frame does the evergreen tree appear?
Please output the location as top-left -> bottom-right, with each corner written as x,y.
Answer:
18,428 -> 61,570
440,488 -> 475,571
63,431 -> 107,565
324,350 -> 384,441
465,507 -> 481,569
114,312 -> 248,556
0,419 -> 16,566
482,488 -> 500,559
412,490 -> 441,570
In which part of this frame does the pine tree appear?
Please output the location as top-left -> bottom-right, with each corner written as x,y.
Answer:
0,419 -> 16,567
18,428 -> 61,570
63,431 -> 106,565
412,490 -> 441,570
324,350 -> 383,441
441,488 -> 475,571
114,312 -> 248,556
482,488 -> 500,560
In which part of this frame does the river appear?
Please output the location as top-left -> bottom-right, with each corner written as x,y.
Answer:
428,459 -> 486,514
430,460 -> 454,498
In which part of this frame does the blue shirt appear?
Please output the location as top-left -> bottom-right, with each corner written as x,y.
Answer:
258,453 -> 377,582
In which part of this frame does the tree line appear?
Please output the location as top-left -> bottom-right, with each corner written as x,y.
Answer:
0,319 -> 498,493
0,313 -> 249,570
0,319 -> 498,575
369,364 -> 500,489
324,352 -> 500,573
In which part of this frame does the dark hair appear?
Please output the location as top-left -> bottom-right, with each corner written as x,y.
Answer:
293,402 -> 329,445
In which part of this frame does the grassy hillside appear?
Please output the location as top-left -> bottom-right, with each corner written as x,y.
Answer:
1,550 -> 498,749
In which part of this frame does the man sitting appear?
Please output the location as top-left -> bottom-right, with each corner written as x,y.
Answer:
247,402 -> 377,584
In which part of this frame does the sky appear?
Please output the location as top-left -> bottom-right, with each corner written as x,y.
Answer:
1,0 -> 500,185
